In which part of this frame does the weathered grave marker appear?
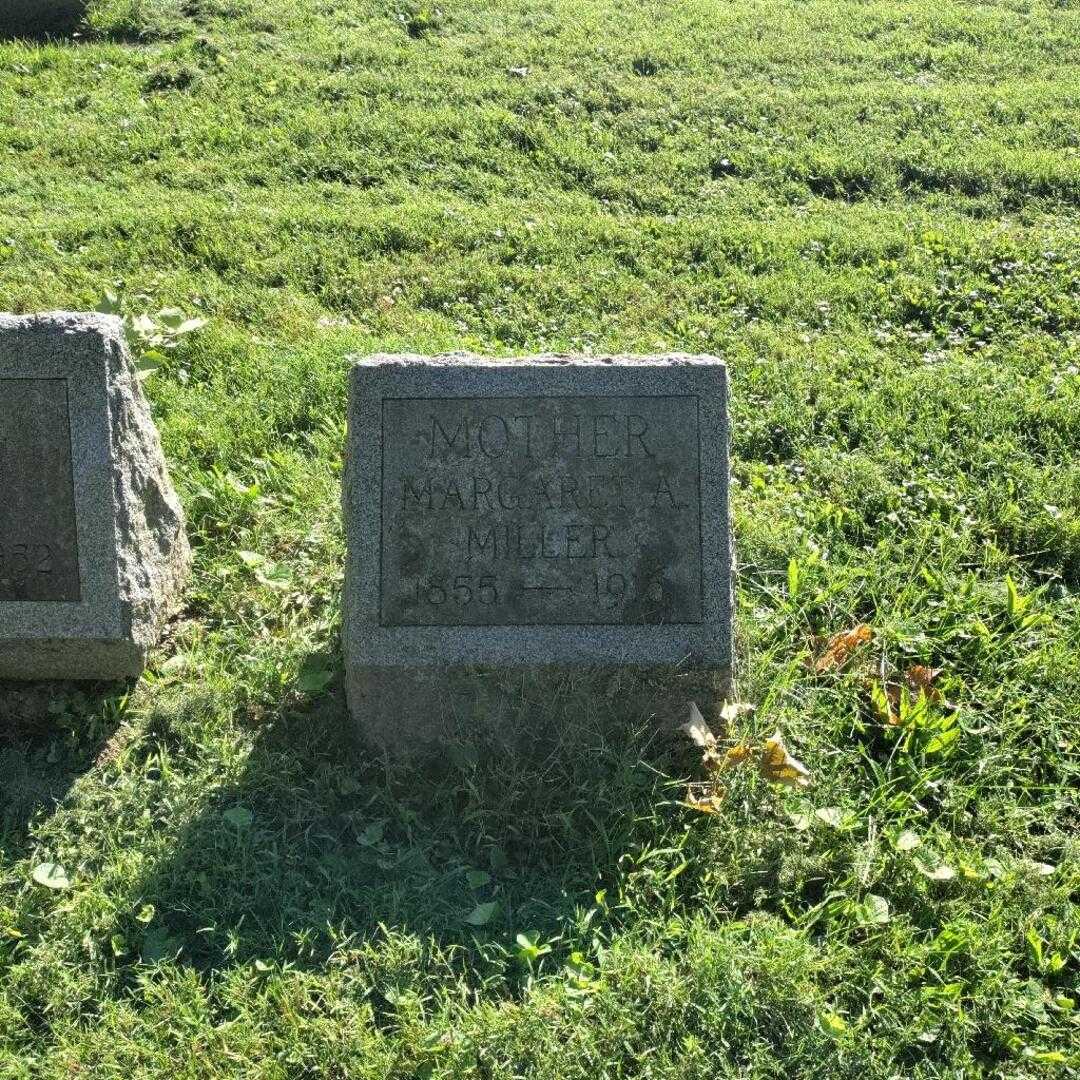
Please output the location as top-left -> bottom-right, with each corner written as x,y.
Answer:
344,354 -> 733,750
0,313 -> 191,679
0,1 -> 85,37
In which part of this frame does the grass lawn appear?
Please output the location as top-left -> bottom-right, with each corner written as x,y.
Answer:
1,0 -> 1079,1074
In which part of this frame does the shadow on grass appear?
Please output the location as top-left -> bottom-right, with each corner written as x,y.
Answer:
0,679 -> 129,855
122,657 -> 683,978
0,1 -> 87,41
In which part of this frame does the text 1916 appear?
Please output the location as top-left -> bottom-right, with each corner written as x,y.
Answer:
0,543 -> 55,580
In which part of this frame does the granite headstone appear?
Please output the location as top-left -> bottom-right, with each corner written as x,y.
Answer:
344,354 -> 733,750
0,312 -> 190,679
0,0 -> 85,37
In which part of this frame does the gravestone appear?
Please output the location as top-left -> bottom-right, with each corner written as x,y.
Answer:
0,312 -> 191,680
344,354 -> 733,751
0,1 -> 85,37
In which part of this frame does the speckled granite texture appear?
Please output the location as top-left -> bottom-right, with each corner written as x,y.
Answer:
344,353 -> 734,752
0,312 -> 190,679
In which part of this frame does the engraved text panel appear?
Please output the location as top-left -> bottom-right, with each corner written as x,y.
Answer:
380,396 -> 703,626
0,379 -> 82,602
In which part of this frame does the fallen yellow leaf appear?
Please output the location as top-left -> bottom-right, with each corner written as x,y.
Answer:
684,785 -> 725,814
722,744 -> 755,769
759,730 -> 812,788
811,624 -> 873,673
682,701 -> 717,752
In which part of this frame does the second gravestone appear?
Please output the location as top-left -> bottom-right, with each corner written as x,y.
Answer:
0,313 -> 190,680
344,354 -> 733,750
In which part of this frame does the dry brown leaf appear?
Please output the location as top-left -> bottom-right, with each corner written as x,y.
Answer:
682,701 -> 717,751
722,744 -> 755,769
811,624 -> 873,673
684,784 -> 725,814
904,665 -> 943,703
759,730 -> 812,788
882,666 -> 944,722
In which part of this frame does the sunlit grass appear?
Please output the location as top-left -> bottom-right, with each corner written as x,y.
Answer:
1,0 -> 1078,1074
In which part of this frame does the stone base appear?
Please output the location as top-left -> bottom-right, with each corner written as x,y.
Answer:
347,662 -> 733,756
0,639 -> 145,682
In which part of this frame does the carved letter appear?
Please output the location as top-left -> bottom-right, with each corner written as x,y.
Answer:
626,414 -> 654,457
468,526 -> 497,560
541,526 -> 561,559
591,524 -> 617,557
652,474 -> 684,509
472,474 -> 493,511
429,415 -> 470,459
559,475 -> 585,510
512,414 -> 536,457
439,478 -> 466,511
517,522 -> 539,559
565,525 -> 586,559
401,476 -> 432,511
592,415 -> 618,458
478,415 -> 510,457
552,413 -> 581,457
533,475 -> 555,509
497,476 -> 519,510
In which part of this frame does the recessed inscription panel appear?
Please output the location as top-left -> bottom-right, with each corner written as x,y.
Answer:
0,379 -> 81,602
380,396 -> 703,626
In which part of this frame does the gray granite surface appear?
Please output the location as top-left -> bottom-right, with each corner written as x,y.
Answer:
0,312 -> 190,679
343,353 -> 733,750
0,1 -> 84,34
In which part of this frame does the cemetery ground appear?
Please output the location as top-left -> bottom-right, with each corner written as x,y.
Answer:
0,0 -> 1078,1074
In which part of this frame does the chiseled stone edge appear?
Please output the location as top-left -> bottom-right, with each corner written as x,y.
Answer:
98,314 -> 191,655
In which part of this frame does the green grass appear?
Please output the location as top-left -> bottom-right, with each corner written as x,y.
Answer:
1,0 -> 1079,1074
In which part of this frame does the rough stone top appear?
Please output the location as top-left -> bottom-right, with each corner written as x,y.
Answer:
0,311 -> 123,339
351,352 -> 725,370
0,314 -> 127,382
